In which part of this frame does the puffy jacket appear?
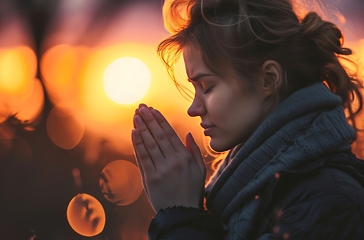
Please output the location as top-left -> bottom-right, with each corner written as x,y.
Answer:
148,152 -> 364,240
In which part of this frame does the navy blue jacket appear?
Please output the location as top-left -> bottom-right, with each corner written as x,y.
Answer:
148,152 -> 364,239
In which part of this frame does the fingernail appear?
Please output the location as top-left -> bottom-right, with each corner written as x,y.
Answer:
139,103 -> 148,108
134,115 -> 143,123
140,107 -> 149,115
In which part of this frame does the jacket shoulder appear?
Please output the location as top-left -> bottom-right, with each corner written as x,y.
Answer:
255,165 -> 364,239
278,167 -> 364,209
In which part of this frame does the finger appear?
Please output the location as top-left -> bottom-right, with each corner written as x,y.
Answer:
135,103 -> 148,118
186,132 -> 206,175
131,128 -> 156,173
134,109 -> 139,128
131,129 -> 154,198
150,108 -> 186,152
138,103 -> 153,111
134,107 -> 154,129
134,113 -> 167,165
138,107 -> 177,157
131,129 -> 148,183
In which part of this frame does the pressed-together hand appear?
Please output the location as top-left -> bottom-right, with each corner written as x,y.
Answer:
132,104 -> 206,213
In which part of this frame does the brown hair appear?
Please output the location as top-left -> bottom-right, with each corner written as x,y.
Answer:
158,0 -> 363,131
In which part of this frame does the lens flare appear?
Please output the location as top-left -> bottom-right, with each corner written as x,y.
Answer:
99,160 -> 143,206
103,57 -> 151,104
66,193 -> 106,237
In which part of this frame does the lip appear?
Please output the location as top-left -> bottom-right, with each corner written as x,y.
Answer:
201,123 -> 215,136
203,127 -> 215,136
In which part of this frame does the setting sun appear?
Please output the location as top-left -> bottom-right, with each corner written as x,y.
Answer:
103,57 -> 151,104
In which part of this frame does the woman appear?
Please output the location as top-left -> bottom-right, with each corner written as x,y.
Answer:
131,0 -> 364,239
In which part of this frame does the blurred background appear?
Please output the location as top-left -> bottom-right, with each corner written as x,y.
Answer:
0,0 -> 363,239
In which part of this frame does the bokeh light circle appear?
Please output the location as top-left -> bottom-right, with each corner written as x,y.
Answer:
66,193 -> 106,237
46,103 -> 85,149
99,160 -> 143,206
103,57 -> 151,104
40,44 -> 89,105
13,78 -> 44,123
0,46 -> 37,95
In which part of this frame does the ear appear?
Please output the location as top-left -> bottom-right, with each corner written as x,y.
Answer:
260,60 -> 283,98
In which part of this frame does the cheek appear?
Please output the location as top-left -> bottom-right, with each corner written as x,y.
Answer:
205,90 -> 233,118
236,98 -> 267,133
226,96 -> 266,134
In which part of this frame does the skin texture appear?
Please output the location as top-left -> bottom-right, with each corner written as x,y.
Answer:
132,104 -> 206,212
131,44 -> 282,212
184,44 -> 276,152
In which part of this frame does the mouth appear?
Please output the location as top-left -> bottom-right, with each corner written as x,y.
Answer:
203,127 -> 214,136
201,123 -> 215,136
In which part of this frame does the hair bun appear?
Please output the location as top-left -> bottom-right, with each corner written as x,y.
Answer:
300,12 -> 351,55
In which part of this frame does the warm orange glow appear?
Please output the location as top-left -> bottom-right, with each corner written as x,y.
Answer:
46,103 -> 85,149
99,160 -> 143,206
80,44 -> 157,123
0,46 -> 36,95
40,44 -> 89,105
341,38 -> 364,159
103,57 -> 151,104
12,78 -> 44,123
353,39 -> 364,159
76,43 -> 203,158
0,46 -> 39,124
66,193 -> 106,237
162,0 -> 191,34
290,0 -> 348,28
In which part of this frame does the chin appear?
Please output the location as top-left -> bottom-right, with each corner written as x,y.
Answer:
209,139 -> 232,153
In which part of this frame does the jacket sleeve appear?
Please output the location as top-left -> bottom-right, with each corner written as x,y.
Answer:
148,206 -> 226,240
257,194 -> 364,240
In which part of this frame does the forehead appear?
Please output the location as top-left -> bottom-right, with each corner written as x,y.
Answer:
184,44 -> 249,91
182,44 -> 212,78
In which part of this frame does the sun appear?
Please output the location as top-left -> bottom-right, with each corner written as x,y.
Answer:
103,57 -> 151,104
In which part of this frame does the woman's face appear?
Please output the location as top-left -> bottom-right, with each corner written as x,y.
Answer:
183,44 -> 271,152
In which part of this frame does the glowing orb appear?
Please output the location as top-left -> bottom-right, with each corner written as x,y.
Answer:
99,160 -> 143,206
46,103 -> 85,150
0,46 -> 37,95
66,193 -> 106,237
103,57 -> 151,104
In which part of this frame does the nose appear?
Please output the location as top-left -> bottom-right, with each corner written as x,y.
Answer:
187,94 -> 205,117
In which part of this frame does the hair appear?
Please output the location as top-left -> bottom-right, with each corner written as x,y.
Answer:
158,0 -> 363,163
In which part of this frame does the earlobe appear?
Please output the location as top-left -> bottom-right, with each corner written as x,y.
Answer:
261,60 -> 283,98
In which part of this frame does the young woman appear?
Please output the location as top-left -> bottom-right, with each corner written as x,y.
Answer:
131,0 -> 364,239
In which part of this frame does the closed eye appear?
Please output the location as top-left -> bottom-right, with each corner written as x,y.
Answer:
187,77 -> 214,94
203,86 -> 214,94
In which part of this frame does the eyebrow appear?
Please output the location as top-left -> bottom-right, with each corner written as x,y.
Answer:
188,73 -> 213,82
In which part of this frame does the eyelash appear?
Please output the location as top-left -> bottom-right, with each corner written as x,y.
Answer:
188,79 -> 213,94
203,86 -> 213,94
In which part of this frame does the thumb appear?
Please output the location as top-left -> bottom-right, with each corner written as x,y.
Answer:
186,132 -> 205,174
